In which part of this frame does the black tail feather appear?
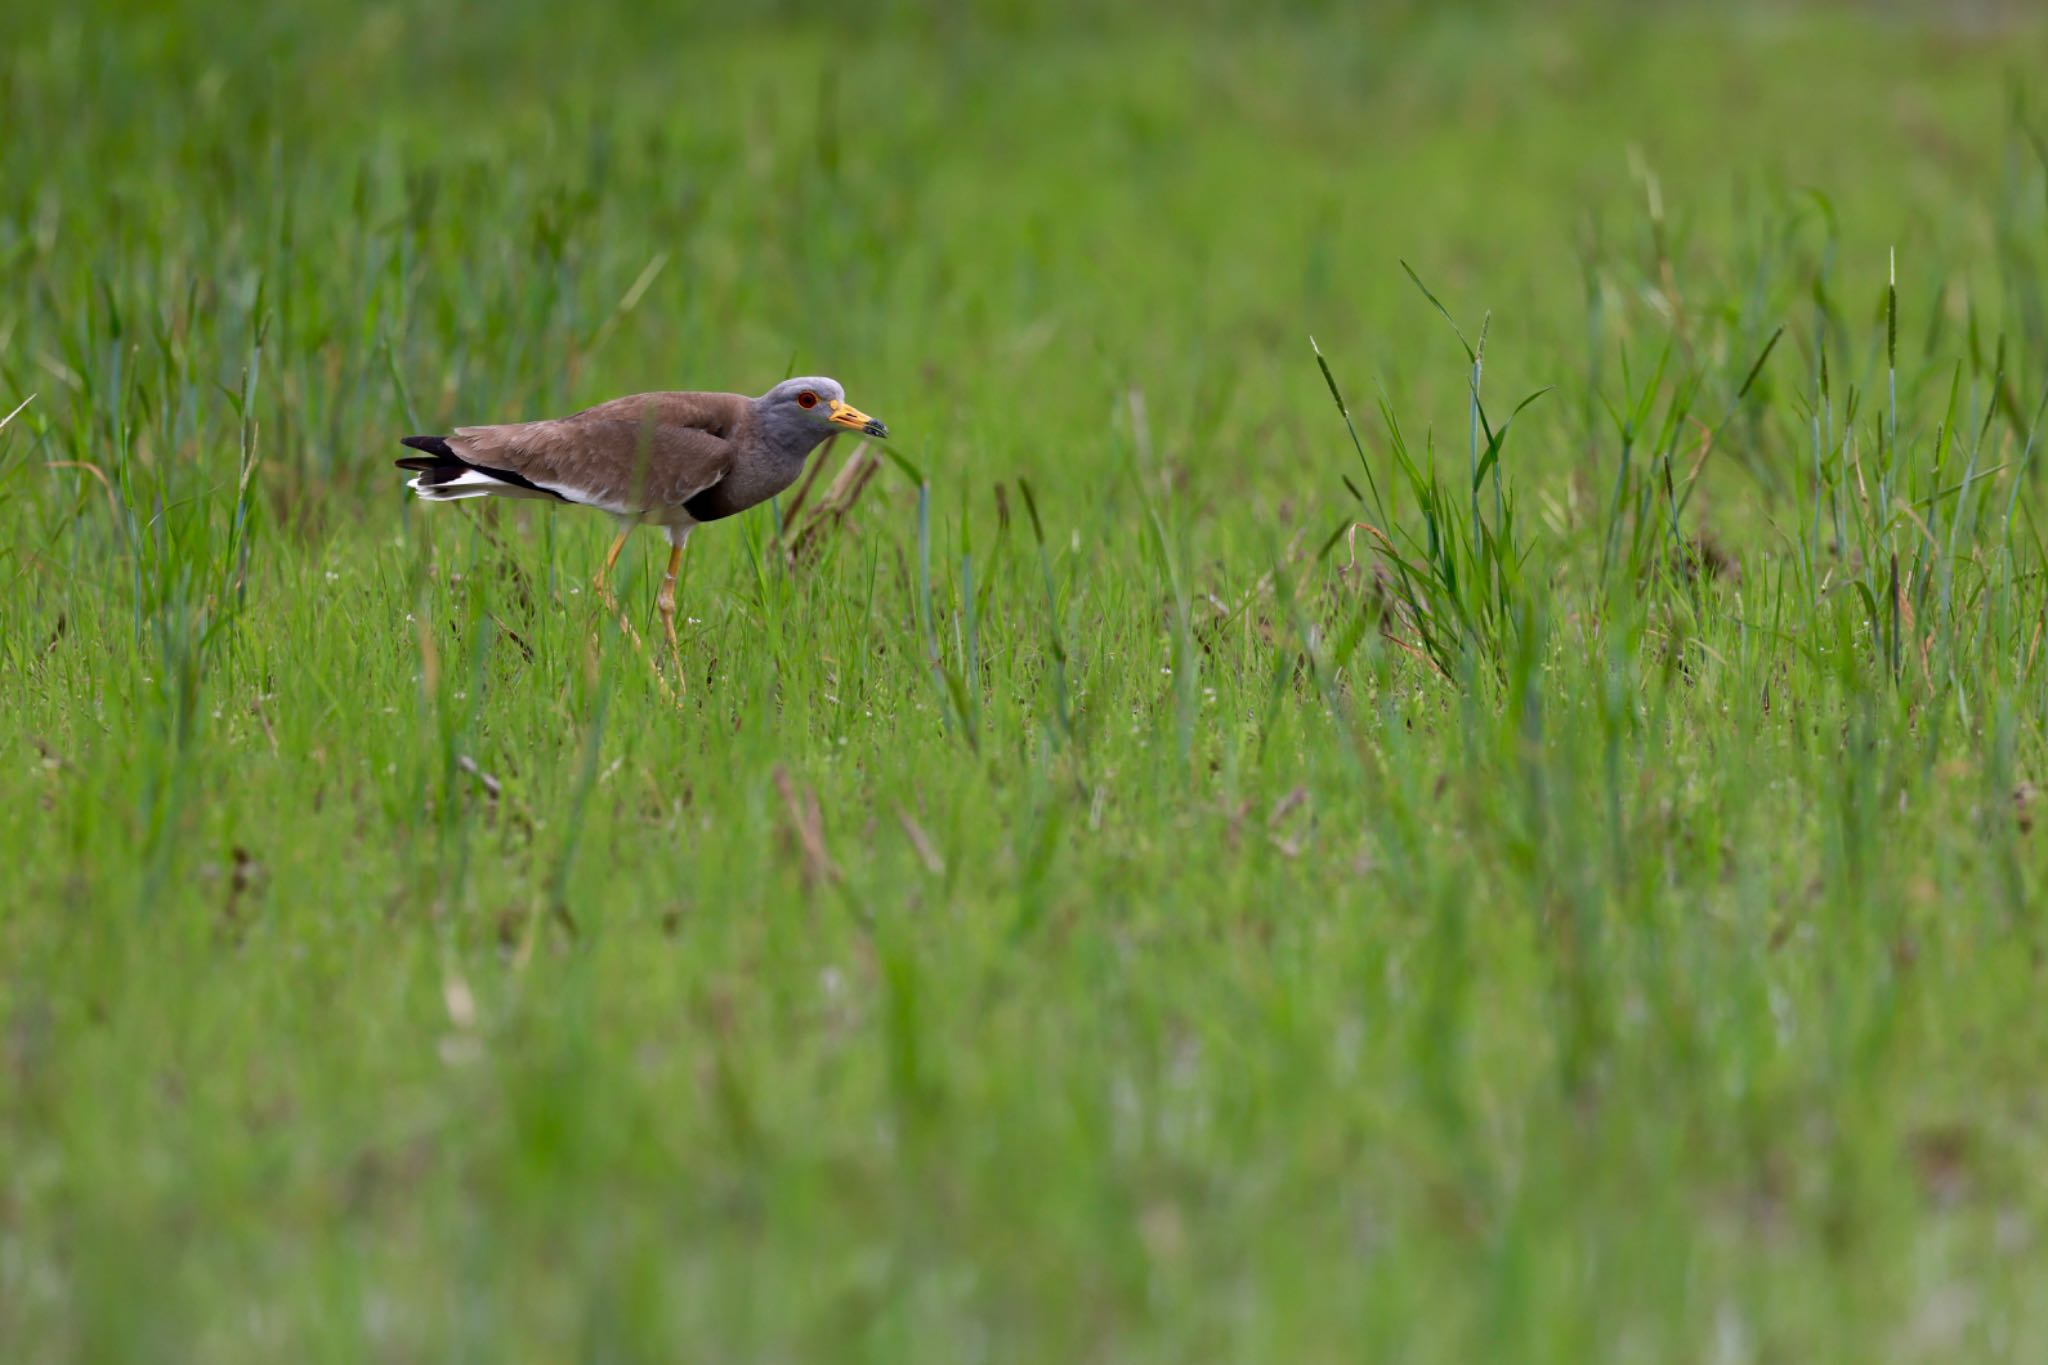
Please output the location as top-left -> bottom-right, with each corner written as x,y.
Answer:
409,464 -> 473,487
396,434 -> 471,485
400,434 -> 457,460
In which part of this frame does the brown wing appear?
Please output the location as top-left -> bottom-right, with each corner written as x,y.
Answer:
447,391 -> 749,514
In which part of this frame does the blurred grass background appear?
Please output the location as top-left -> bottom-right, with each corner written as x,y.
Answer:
5,0 -> 2048,1360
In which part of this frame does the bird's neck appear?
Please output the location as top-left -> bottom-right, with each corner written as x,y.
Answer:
748,402 -> 831,465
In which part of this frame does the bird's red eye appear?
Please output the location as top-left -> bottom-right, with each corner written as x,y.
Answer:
797,391 -> 819,409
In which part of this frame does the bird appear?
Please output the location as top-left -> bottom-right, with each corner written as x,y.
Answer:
395,377 -> 888,641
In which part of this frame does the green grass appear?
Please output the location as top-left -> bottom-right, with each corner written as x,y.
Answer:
7,1 -> 2048,1358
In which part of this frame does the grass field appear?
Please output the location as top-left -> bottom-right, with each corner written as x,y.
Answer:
7,0 -> 2048,1358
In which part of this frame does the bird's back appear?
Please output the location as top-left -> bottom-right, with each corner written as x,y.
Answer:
450,391 -> 753,515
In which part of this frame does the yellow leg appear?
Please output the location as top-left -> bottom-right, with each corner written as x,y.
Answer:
592,527 -> 631,605
657,542 -> 683,645
590,527 -> 660,690
586,523 -> 681,703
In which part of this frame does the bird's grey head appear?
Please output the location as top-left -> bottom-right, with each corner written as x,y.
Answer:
755,376 -> 889,446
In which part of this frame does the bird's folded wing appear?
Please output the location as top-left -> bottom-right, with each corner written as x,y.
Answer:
449,392 -> 747,512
